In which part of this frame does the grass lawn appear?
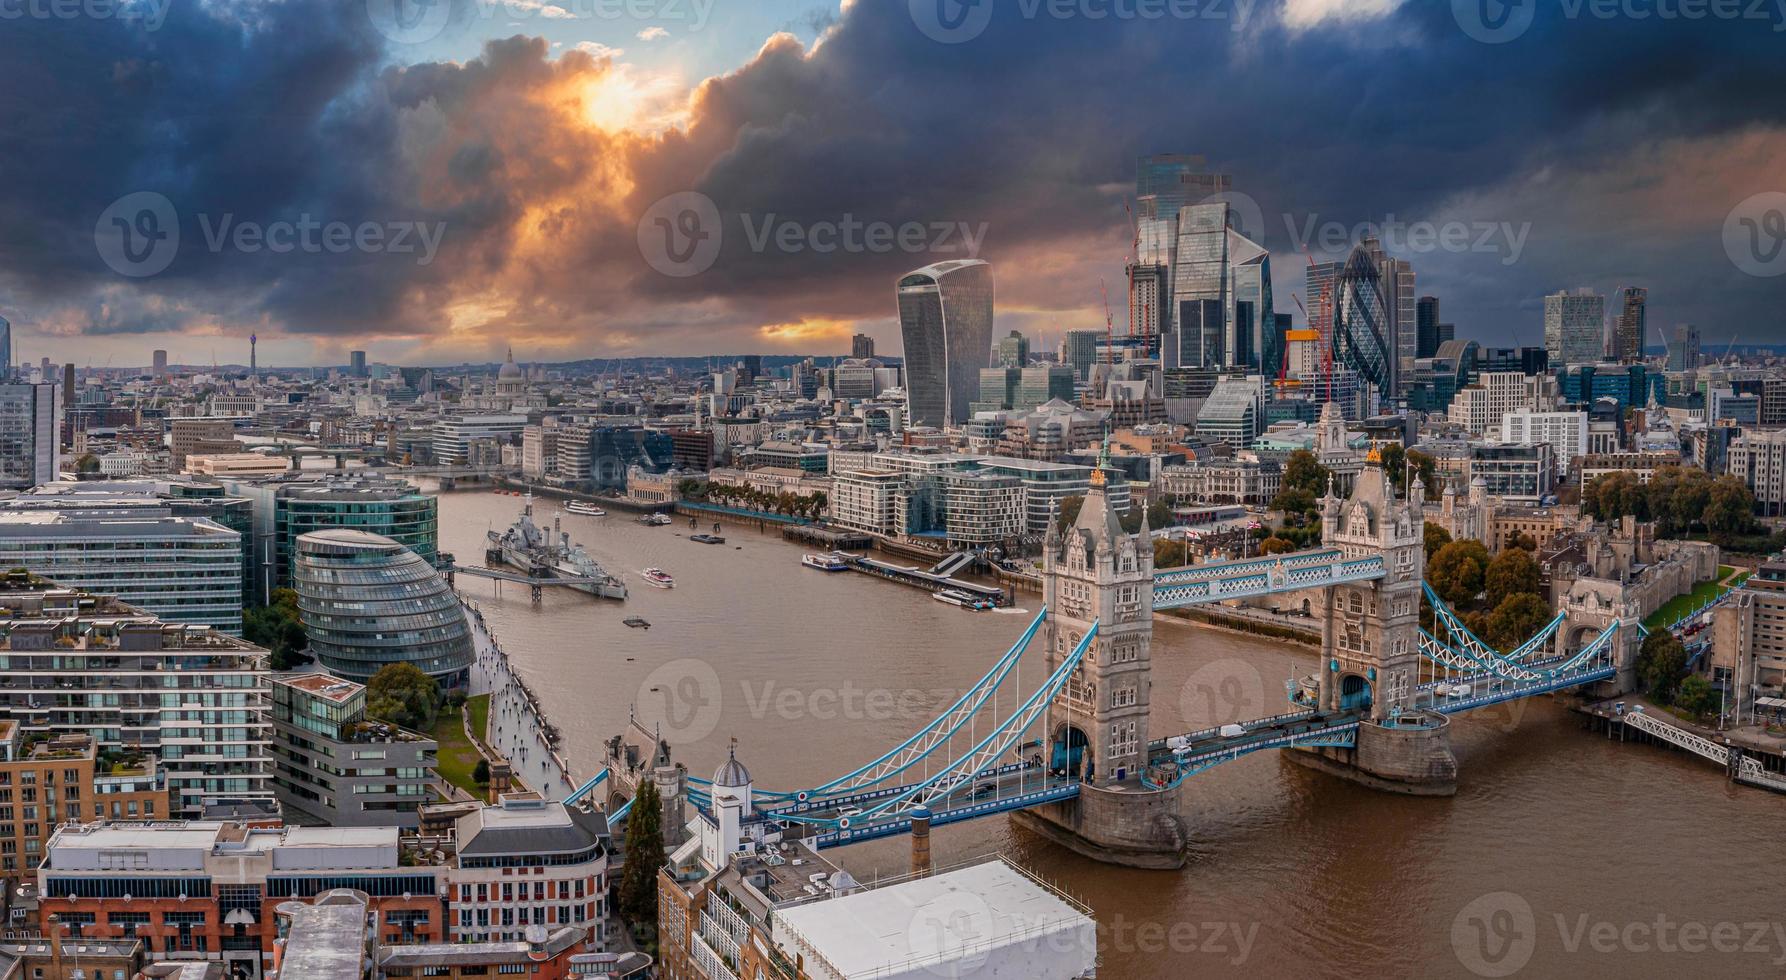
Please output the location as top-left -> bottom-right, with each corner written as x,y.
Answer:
467,693 -> 490,746
432,694 -> 491,798
1642,566 -> 1747,631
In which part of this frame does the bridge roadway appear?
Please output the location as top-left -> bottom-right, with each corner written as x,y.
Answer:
1153,549 -> 1387,609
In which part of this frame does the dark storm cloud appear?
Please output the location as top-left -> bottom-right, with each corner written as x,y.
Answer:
1,0 -> 1782,353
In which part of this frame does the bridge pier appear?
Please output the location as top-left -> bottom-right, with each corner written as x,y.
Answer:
1011,782 -> 1189,870
1287,713 -> 1458,797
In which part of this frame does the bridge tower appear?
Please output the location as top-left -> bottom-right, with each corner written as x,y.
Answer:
1010,468 -> 1189,869
1290,455 -> 1458,794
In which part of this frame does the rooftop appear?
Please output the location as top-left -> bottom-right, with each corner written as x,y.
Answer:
276,672 -> 364,703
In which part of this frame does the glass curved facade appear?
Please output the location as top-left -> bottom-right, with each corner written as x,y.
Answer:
1333,246 -> 1392,392
293,530 -> 472,687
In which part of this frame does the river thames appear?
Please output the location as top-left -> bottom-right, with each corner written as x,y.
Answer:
438,487 -> 1783,979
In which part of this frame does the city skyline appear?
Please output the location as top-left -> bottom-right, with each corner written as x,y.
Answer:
0,1 -> 1781,368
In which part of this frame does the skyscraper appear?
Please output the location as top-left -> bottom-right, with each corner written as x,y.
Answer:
1131,155 -> 1233,371
1614,287 -> 1647,363
896,259 -> 995,428
1062,329 -> 1103,381
1171,202 -> 1272,372
0,382 -> 59,489
1361,238 -> 1415,394
1328,246 -> 1394,394
350,350 -> 368,377
1543,289 -> 1606,368
997,330 -> 1030,368
852,333 -> 875,360
152,349 -> 168,377
0,314 -> 10,381
1416,296 -> 1442,359
1667,323 -> 1701,372
1135,154 -> 1232,223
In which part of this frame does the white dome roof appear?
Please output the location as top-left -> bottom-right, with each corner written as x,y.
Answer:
497,347 -> 523,381
713,744 -> 751,787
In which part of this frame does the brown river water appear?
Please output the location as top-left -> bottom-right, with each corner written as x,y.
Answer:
438,486 -> 1783,979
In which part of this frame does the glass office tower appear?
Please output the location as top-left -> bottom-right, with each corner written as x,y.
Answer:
897,259 -> 996,427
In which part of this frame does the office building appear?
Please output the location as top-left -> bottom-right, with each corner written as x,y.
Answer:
0,726 -> 168,873
0,315 -> 9,379
269,672 -> 438,829
449,796 -> 611,946
1195,375 -> 1265,450
1501,411 -> 1589,468
38,821 -> 443,976
1171,202 -> 1273,371
896,259 -> 996,428
1728,428 -> 1786,516
0,578 -> 271,816
350,350 -> 368,377
292,530 -> 473,686
1543,289 -> 1606,367
996,329 -> 1030,368
219,473 -> 438,603
169,418 -> 238,470
1469,443 -> 1556,504
433,413 -> 527,466
1667,323 -> 1701,372
0,511 -> 243,631
1710,561 -> 1786,713
851,333 -> 874,359
1449,372 -> 1560,436
1416,295 -> 1442,358
1062,329 -> 1103,381
1136,153 -> 1231,220
185,452 -> 289,478
1318,247 -> 1394,395
1614,286 -> 1647,362
152,349 -> 169,377
0,382 -> 59,490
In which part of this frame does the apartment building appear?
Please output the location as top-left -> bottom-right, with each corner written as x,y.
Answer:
269,673 -> 437,829
1449,372 -> 1560,435
0,512 -> 244,632
0,726 -> 168,874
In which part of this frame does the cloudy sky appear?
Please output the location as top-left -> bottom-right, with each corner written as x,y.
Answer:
4,0 -> 1783,369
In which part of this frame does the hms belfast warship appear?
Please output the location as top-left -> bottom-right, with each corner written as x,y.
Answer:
487,495 -> 628,600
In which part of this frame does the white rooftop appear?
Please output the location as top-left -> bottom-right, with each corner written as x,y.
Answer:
772,860 -> 1095,980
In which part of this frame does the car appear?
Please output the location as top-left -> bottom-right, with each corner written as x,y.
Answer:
837,806 -> 862,818
972,782 -> 997,799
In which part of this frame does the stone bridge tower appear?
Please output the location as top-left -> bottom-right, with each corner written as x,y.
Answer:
1011,468 -> 1188,869
1290,453 -> 1458,795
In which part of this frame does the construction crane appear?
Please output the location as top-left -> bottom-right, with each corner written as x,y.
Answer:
1098,277 -> 1115,367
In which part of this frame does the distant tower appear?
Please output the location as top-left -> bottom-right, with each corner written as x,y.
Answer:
152,349 -> 168,379
250,333 -> 258,382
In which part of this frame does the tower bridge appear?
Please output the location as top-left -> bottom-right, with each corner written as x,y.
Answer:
589,453 -> 1720,870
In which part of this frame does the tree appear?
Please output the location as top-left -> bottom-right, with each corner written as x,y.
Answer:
366,662 -> 442,732
1270,488 -> 1318,520
1484,549 -> 1541,610
472,758 -> 490,785
243,588 -> 308,671
618,780 -> 664,942
1485,593 -> 1552,652
1675,675 -> 1718,721
1152,537 -> 1189,569
1637,630 -> 1690,703
1428,540 -> 1491,607
1424,522 -> 1453,561
1260,536 -> 1296,555
75,453 -> 100,475
1281,450 -> 1330,497
1705,475 -> 1757,538
1146,497 -> 1174,531
1055,495 -> 1086,531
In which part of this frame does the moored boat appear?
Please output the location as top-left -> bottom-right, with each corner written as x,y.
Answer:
801,552 -> 851,572
932,588 -> 994,610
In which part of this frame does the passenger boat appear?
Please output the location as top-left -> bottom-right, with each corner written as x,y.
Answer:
690,533 -> 726,545
801,552 -> 851,572
623,617 -> 651,629
638,513 -> 673,527
641,567 -> 676,589
565,500 -> 606,517
932,588 -> 994,610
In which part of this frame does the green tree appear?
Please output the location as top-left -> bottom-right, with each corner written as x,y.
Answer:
1152,537 -> 1189,569
1146,497 -> 1174,531
366,662 -> 442,732
1423,522 -> 1453,561
1269,487 -> 1318,520
1281,450 -> 1330,497
243,587 -> 308,671
1485,593 -> 1552,652
1484,549 -> 1541,610
1055,495 -> 1086,531
1428,540 -> 1491,608
1705,475 -> 1757,538
1675,675 -> 1718,721
472,758 -> 490,785
75,453 -> 100,474
619,780 -> 664,943
1637,630 -> 1690,703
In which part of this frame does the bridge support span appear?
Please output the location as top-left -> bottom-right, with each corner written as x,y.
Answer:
1012,783 -> 1189,870
1288,714 -> 1458,796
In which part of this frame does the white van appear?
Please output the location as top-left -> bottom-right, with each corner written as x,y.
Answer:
1219,724 -> 1247,738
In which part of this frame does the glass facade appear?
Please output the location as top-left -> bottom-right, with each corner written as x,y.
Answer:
897,260 -> 995,428
1332,246 -> 1393,393
272,482 -> 439,593
293,530 -> 473,686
